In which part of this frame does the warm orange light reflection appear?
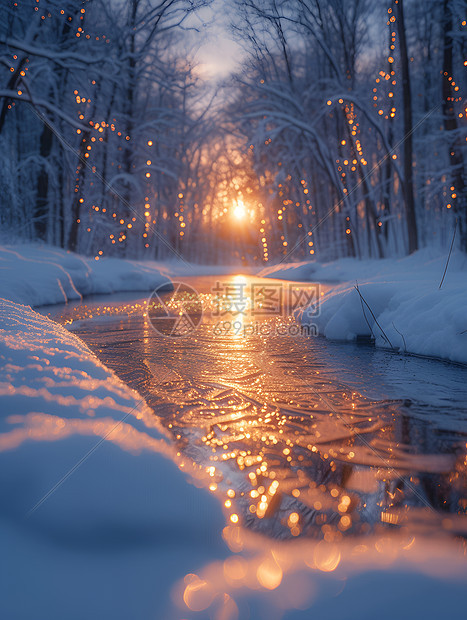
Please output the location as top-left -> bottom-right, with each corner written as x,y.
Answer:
256,554 -> 283,589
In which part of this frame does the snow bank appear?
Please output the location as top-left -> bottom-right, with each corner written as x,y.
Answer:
258,260 -> 320,282
0,298 -> 227,619
260,250 -> 467,365
0,244 -> 173,306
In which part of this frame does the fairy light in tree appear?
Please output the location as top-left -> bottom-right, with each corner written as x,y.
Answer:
177,193 -> 186,238
441,17 -> 464,212
379,8 -> 398,120
259,219 -> 268,261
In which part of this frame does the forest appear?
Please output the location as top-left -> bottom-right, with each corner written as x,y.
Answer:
0,0 -> 465,264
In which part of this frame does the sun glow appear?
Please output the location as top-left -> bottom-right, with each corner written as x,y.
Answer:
233,200 -> 247,220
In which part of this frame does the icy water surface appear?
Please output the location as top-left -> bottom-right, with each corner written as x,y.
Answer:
43,275 -> 467,543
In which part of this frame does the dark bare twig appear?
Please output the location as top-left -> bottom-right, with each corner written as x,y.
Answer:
392,322 -> 407,353
439,217 -> 458,289
356,280 -> 375,340
354,283 -> 395,349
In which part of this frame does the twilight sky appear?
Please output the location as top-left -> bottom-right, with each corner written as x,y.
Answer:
191,1 -> 244,78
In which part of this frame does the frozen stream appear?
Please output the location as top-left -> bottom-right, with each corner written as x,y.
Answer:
42,274 -> 467,544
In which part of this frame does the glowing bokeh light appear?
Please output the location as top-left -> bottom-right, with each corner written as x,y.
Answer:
232,200 -> 247,220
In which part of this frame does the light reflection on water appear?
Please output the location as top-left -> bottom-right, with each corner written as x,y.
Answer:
43,274 -> 467,616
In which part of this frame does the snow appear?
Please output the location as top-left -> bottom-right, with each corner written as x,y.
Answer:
0,298 -> 227,618
0,244 -> 173,307
259,249 -> 467,365
0,242 -> 259,308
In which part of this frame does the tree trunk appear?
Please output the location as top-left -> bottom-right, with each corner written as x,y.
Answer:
396,0 -> 418,254
67,130 -> 90,252
34,123 -> 53,239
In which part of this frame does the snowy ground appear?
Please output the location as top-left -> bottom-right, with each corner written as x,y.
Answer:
0,298 -> 228,619
0,243 -> 255,307
0,244 -> 174,306
259,249 -> 467,365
